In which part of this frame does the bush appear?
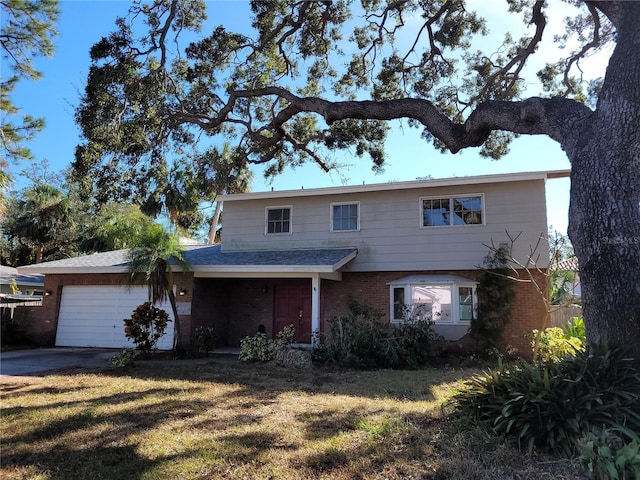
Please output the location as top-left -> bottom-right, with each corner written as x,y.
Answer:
531,328 -> 584,363
580,427 -> 640,480
111,348 -> 140,367
123,302 -> 170,353
239,325 -> 294,362
1,312 -> 28,345
469,244 -> 516,352
313,300 -> 445,369
452,345 -> 640,458
193,326 -> 217,354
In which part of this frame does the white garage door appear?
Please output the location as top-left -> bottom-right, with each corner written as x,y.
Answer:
55,285 -> 175,350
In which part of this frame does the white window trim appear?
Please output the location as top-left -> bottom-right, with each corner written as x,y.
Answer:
265,205 -> 293,235
419,193 -> 485,228
389,280 -> 477,325
330,201 -> 360,233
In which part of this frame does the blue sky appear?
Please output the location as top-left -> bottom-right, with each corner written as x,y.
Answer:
9,1 -> 612,235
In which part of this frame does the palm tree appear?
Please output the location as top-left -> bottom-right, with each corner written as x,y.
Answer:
126,224 -> 189,353
2,183 -> 71,263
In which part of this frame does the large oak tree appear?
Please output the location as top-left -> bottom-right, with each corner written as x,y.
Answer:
74,0 -> 639,357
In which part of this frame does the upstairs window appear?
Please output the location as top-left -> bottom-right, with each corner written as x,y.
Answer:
331,202 -> 359,232
266,206 -> 291,234
421,195 -> 483,227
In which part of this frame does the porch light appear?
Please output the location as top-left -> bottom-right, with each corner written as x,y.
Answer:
44,290 -> 52,296
178,288 -> 187,296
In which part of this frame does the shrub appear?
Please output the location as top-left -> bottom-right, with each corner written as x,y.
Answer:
313,300 -> 445,369
1,312 -> 28,345
452,345 -> 640,457
531,317 -> 586,362
193,326 -> 217,354
123,302 -> 170,353
313,300 -> 390,369
580,427 -> 640,480
239,325 -> 294,362
469,244 -> 516,353
111,348 -> 140,367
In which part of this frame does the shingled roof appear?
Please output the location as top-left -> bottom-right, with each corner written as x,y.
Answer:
17,245 -> 358,275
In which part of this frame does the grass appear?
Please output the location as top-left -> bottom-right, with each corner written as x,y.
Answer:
1,356 -> 587,479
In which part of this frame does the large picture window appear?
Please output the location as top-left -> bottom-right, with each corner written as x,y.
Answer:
266,206 -> 292,234
331,202 -> 359,232
390,275 -> 477,324
421,195 -> 483,227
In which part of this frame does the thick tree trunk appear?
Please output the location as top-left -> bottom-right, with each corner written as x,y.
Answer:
567,2 -> 640,359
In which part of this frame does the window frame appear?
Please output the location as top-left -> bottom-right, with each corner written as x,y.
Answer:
330,201 -> 360,233
389,280 -> 477,325
419,193 -> 485,228
265,205 -> 293,235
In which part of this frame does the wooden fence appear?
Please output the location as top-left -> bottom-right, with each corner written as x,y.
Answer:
550,305 -> 583,327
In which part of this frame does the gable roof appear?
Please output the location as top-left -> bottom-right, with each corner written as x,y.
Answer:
17,245 -> 358,276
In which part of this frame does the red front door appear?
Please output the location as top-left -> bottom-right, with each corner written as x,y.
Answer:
274,284 -> 312,343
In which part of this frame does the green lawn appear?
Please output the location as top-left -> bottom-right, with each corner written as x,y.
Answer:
1,357 -> 586,479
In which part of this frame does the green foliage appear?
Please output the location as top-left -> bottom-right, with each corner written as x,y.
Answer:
453,346 -> 640,458
80,202 -> 155,253
110,348 -> 140,367
1,0 -> 59,164
580,428 -> 640,480
531,317 -> 586,363
193,326 -> 217,354
125,224 -> 188,353
239,325 -> 295,362
469,244 -> 516,353
0,311 -> 28,345
0,182 -> 75,263
123,302 -> 170,353
313,300 -> 445,369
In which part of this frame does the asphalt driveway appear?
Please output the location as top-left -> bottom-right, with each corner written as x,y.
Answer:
0,348 -> 117,376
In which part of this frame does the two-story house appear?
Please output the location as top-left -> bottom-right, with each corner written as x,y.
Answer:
19,170 -> 568,356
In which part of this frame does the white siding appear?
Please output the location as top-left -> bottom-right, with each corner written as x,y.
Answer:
221,179 -> 549,271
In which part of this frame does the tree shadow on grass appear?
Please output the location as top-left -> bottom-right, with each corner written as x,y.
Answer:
2,444 -> 160,480
96,359 -> 475,402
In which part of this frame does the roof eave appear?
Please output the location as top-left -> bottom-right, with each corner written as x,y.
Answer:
222,170 -> 571,202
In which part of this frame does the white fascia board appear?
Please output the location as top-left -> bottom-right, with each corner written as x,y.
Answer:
221,170 -> 571,202
194,271 -> 342,280
17,266 -> 131,275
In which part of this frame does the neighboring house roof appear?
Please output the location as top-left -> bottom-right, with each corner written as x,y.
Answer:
222,169 -> 571,202
0,265 -> 44,288
554,256 -> 579,271
17,245 -> 358,276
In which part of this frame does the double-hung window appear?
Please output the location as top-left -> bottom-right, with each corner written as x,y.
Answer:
389,275 -> 477,325
331,202 -> 359,232
421,195 -> 484,227
266,206 -> 292,234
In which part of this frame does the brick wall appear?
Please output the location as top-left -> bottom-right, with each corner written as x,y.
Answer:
321,269 -> 547,360
23,272 -> 194,348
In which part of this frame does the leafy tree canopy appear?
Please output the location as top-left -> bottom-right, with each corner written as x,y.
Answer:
0,0 -> 59,166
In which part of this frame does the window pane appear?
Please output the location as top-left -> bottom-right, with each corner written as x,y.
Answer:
393,287 -> 405,320
459,286 -> 474,321
332,203 -> 358,231
422,198 -> 451,226
452,196 -> 482,225
267,208 -> 290,234
412,285 -> 451,321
